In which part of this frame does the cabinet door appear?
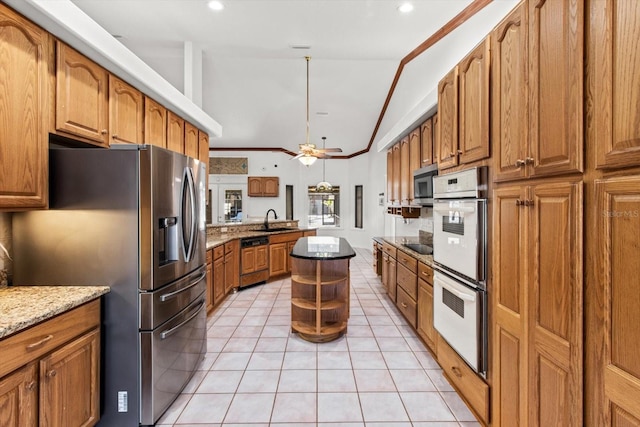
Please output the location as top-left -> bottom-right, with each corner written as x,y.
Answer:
166,111 -> 184,154
269,242 -> 288,277
591,0 -> 640,169
109,75 -> 143,144
437,67 -> 459,169
492,185 -> 528,426
492,2 -> 529,182
432,114 -> 439,164
528,181 -> 583,426
528,0 -> 583,178
0,363 -> 38,426
39,328 -> 100,427
224,240 -> 239,294
458,38 -> 490,165
400,137 -> 410,204
286,240 -> 297,274
381,253 -> 389,292
144,97 -> 167,148
420,118 -> 433,168
0,5 -> 51,209
241,247 -> 256,274
392,143 -> 401,204
184,122 -> 199,159
255,245 -> 269,271
388,256 -> 397,303
56,42 -> 108,146
213,255 -> 225,304
591,176 -> 640,426
206,258 -> 214,313
263,177 -> 279,197
408,129 -> 421,203
417,279 -> 436,352
247,177 -> 262,196
199,131 -> 210,166
386,149 -> 394,204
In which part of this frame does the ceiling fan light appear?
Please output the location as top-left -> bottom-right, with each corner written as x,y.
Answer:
207,1 -> 225,11
398,2 -> 414,13
299,155 -> 317,166
316,181 -> 333,192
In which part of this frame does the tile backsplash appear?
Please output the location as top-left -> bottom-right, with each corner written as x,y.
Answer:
0,212 -> 12,286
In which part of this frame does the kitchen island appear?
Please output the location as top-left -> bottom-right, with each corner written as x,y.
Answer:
289,236 -> 356,342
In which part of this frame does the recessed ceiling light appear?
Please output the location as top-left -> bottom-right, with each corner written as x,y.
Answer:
290,45 -> 311,50
208,1 -> 224,11
316,112 -> 329,116
398,2 -> 414,13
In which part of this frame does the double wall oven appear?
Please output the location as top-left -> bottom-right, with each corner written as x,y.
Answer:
432,166 -> 488,375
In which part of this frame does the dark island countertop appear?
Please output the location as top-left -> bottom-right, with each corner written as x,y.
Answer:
290,236 -> 356,260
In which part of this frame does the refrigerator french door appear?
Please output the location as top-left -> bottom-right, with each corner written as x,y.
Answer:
14,144 -> 207,426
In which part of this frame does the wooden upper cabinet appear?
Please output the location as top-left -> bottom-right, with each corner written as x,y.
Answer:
408,128 -> 421,203
144,97 -> 167,148
55,41 -> 109,146
591,0 -> 640,169
247,177 -> 279,197
492,2 -> 529,182
386,149 -> 393,204
184,122 -> 199,159
392,143 -> 401,204
166,111 -> 185,154
592,176 -> 640,426
458,37 -> 490,165
198,130 -> 210,166
399,137 -> 410,204
420,118 -> 433,167
0,4 -> 51,210
437,66 -> 459,170
432,114 -> 439,163
109,75 -> 143,144
528,0 -> 583,178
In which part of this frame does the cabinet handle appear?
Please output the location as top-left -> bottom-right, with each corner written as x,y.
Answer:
401,302 -> 408,308
101,129 -> 108,135
457,150 -> 463,155
47,370 -> 57,378
26,334 -> 53,350
525,157 -> 534,165
515,199 -> 523,206
26,381 -> 36,391
451,366 -> 463,378
524,199 -> 534,207
449,152 -> 455,158
112,134 -> 118,139
515,159 -> 526,167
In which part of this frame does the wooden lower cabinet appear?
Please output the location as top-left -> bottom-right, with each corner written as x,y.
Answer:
492,180 -> 583,426
213,251 -> 225,305
224,240 -> 239,294
269,232 -> 303,277
417,262 -> 436,353
205,249 -> 214,313
0,300 -> 101,427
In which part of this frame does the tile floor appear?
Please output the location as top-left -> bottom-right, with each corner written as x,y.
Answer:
157,248 -> 480,426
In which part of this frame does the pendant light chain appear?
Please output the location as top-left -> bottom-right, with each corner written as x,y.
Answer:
305,56 -> 310,146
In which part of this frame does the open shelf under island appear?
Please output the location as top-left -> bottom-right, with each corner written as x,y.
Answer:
289,236 -> 356,343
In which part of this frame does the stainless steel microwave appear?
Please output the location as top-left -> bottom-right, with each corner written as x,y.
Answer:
413,163 -> 438,206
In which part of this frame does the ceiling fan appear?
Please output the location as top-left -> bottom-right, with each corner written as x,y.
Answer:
292,56 -> 342,166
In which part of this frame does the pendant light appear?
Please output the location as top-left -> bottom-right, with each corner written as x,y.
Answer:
316,137 -> 333,192
298,56 -> 317,166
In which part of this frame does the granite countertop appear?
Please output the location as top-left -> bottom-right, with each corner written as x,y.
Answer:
290,236 -> 356,260
206,227 -> 314,250
0,286 -> 110,339
375,236 -> 435,268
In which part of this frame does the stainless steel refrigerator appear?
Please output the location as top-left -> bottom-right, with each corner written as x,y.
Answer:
13,144 -> 207,426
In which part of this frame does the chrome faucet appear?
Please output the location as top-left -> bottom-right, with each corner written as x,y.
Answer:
264,209 -> 278,230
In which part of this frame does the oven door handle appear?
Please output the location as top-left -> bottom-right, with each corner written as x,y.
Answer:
160,270 -> 207,302
439,281 -> 476,302
433,205 -> 476,214
160,299 -> 205,340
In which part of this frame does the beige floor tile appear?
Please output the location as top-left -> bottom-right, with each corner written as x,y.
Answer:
254,336 -> 288,352
237,370 -> 281,392
196,370 -> 243,393
282,351 -> 317,369
318,369 -> 357,392
222,337 -> 258,352
346,337 -> 380,351
389,369 -> 437,392
353,369 -> 397,392
246,351 -> 284,370
271,392 -> 317,423
441,391 -> 479,422
400,392 -> 457,422
350,351 -> 388,369
176,393 -> 233,424
359,392 -> 410,422
224,393 -> 275,423
210,352 -> 251,370
277,369 -> 316,392
382,351 -> 422,369
317,351 -> 352,369
317,392 -> 363,423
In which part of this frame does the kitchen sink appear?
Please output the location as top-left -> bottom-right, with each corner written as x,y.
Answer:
402,243 -> 433,255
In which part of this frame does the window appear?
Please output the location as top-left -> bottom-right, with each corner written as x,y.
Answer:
223,189 -> 243,222
308,186 -> 340,227
355,185 -> 363,229
286,185 -> 294,220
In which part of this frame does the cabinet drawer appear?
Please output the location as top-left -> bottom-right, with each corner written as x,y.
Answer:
0,299 -> 100,379
397,250 -> 417,273
418,262 -> 433,284
213,245 -> 224,260
437,334 -> 489,424
396,264 -> 417,300
382,242 -> 397,258
269,231 -> 303,244
396,287 -> 417,328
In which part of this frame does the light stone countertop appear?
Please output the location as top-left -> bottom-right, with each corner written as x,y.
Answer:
0,286 -> 110,339
376,236 -> 435,267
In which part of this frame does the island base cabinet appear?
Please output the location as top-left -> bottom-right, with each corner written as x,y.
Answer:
290,257 -> 350,343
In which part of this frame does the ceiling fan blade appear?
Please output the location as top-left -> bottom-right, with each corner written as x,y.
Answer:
316,153 -> 333,159
317,147 -> 343,153
291,153 -> 304,159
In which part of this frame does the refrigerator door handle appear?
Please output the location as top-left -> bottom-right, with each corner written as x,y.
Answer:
160,299 -> 205,340
180,166 -> 197,262
159,270 -> 207,302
